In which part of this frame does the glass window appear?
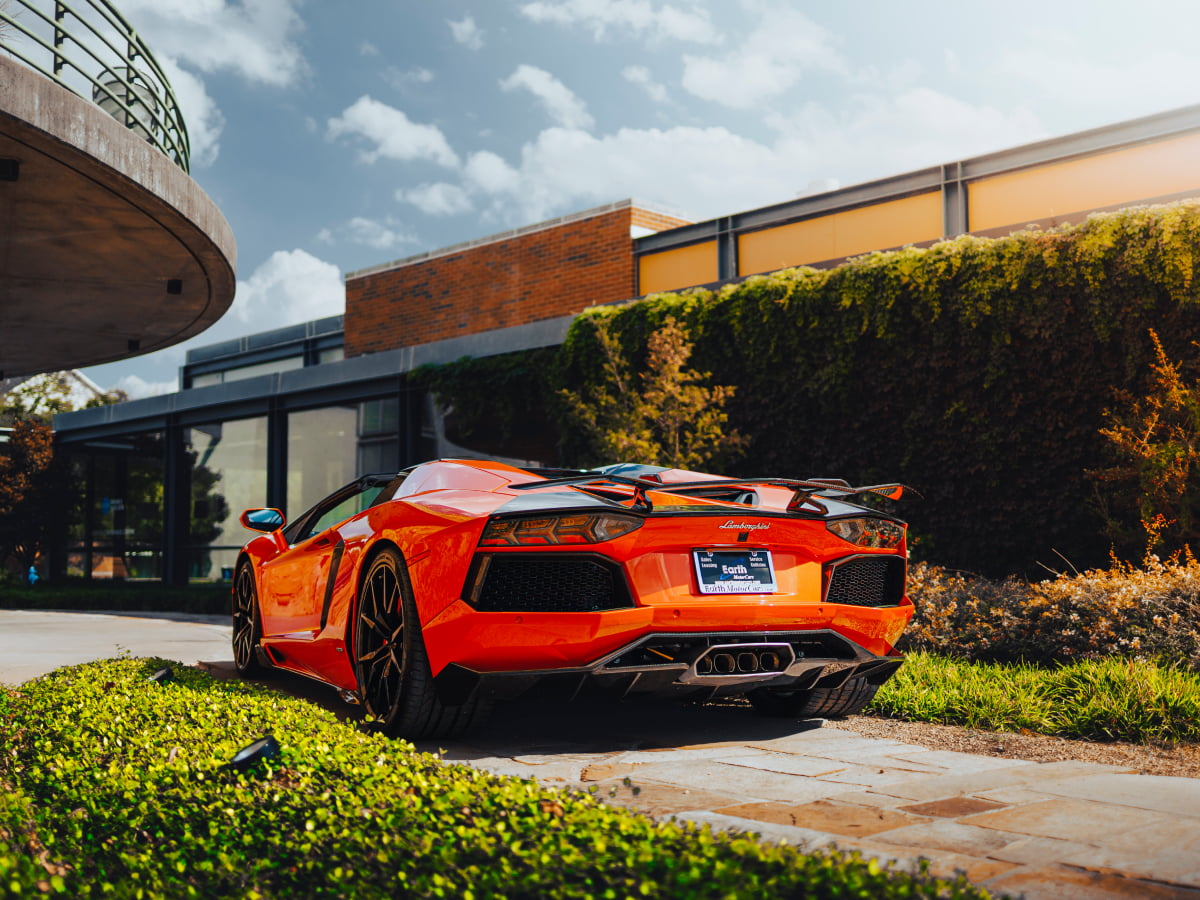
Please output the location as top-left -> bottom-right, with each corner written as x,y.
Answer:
65,433 -> 165,581
294,484 -> 385,544
187,418 -> 268,582
286,406 -> 358,519
221,356 -> 304,384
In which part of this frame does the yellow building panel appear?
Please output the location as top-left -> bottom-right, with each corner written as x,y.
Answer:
970,132 -> 1200,231
638,240 -> 718,294
737,192 -> 943,276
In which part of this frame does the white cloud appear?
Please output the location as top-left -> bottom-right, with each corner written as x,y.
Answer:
113,373 -> 179,399
997,45 -> 1200,122
400,182 -> 474,216
500,65 -> 594,130
519,0 -> 721,44
229,249 -> 344,327
327,96 -> 459,167
318,217 -> 418,251
383,66 -> 435,90
622,64 -> 668,103
681,6 -> 846,108
157,58 -> 224,167
404,83 -> 1044,227
464,151 -> 521,194
448,14 -> 484,50
360,41 -> 380,57
765,89 -> 1044,181
120,0 -> 307,87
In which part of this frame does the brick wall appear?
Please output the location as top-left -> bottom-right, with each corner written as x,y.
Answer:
344,203 -> 690,357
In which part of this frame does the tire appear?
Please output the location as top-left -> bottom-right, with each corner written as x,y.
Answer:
353,547 -> 491,739
749,675 -> 879,719
232,562 -> 266,676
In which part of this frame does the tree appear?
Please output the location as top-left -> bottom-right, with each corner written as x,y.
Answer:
1092,329 -> 1200,556
559,315 -> 746,470
0,373 -> 122,579
0,419 -> 67,578
0,373 -> 76,426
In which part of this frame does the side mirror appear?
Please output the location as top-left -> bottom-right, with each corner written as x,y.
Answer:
240,508 -> 285,532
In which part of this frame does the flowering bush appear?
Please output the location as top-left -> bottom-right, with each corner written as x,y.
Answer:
903,556 -> 1200,669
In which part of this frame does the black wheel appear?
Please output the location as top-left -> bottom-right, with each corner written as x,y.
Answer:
232,562 -> 266,676
749,675 -> 879,719
353,547 -> 491,739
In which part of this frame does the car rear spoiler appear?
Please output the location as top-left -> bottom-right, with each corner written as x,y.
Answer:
509,473 -> 920,515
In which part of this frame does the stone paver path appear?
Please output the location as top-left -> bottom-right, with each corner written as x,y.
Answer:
432,714 -> 1200,899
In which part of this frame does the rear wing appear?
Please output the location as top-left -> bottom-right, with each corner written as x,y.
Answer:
509,473 -> 920,515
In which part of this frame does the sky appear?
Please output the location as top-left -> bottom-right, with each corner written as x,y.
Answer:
78,0 -> 1200,397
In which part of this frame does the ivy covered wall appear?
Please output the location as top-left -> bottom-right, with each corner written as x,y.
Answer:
416,201 -> 1200,576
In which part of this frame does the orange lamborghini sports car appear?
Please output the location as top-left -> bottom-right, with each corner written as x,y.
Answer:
233,458 -> 916,738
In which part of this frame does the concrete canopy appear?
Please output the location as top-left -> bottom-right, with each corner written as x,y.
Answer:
0,56 -> 236,378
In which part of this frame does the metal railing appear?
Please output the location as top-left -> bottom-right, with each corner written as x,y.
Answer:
0,0 -> 190,171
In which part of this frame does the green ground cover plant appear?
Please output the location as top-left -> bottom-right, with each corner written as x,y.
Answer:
0,658 -> 996,900
870,652 -> 1200,744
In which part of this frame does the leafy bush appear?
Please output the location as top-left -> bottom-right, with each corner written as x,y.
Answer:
903,557 -> 1200,668
1093,329 -> 1200,558
0,658 -> 996,899
872,653 -> 1200,743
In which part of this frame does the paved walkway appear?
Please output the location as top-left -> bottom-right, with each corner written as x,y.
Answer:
0,609 -> 231,686
432,714 -> 1200,899
5,610 -> 1200,898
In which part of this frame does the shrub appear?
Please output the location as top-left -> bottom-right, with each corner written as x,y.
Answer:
903,556 -> 1200,668
0,658 -> 996,899
1092,329 -> 1200,558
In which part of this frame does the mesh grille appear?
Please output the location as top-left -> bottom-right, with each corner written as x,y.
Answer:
825,556 -> 905,608
473,555 -> 632,613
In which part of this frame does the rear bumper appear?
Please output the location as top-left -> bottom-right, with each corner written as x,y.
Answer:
431,628 -> 904,705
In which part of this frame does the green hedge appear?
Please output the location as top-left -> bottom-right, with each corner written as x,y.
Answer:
0,582 -> 229,615
423,202 -> 1200,575
0,658 -> 997,899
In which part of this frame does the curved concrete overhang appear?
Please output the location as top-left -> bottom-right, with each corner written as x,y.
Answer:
0,56 -> 236,377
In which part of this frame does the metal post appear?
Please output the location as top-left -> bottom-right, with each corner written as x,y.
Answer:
82,452 -> 95,580
942,162 -> 969,236
716,216 -> 738,281
162,419 -> 189,586
267,399 -> 288,514
53,3 -> 66,76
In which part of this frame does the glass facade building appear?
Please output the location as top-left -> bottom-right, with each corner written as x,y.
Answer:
54,314 -> 570,585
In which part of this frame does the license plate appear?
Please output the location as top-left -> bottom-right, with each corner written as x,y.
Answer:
693,549 -> 776,594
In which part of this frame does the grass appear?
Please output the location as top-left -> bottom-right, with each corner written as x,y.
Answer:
871,652 -> 1200,744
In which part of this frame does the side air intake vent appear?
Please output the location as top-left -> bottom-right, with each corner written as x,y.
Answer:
466,554 -> 633,613
825,556 -> 905,608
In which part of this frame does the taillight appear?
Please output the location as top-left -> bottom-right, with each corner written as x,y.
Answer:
480,513 -> 643,546
826,517 -> 905,549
